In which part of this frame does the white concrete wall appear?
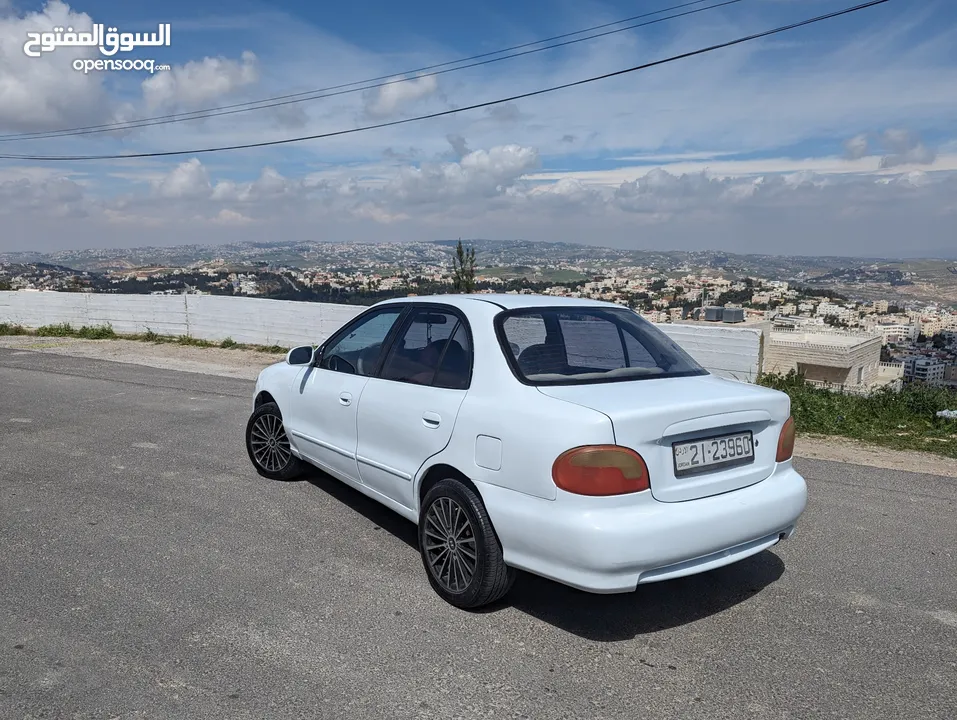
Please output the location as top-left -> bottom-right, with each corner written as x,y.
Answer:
0,291 -> 764,381
657,323 -> 763,383
0,291 -> 363,347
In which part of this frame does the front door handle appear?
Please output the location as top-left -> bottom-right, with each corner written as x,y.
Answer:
422,412 -> 441,428
339,392 -> 352,406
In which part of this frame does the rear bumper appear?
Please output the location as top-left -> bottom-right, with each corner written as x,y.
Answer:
479,461 -> 808,593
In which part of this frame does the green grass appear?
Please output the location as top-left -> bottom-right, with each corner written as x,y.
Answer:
760,371 -> 957,458
175,335 -> 216,348
36,322 -> 117,339
538,269 -> 589,283
0,322 -> 29,336
0,322 -> 287,356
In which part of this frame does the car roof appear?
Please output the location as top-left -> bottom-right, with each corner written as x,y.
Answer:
372,293 -> 624,312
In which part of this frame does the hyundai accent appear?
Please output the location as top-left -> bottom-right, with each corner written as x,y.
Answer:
246,294 -> 808,609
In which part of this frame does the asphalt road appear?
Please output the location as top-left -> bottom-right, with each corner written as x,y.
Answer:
1,348 -> 955,720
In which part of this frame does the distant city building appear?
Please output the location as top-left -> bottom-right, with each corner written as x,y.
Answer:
904,356 -> 947,385
869,321 -> 920,344
764,328 -> 885,389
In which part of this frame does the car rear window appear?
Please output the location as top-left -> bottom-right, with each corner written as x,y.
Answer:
496,307 -> 707,385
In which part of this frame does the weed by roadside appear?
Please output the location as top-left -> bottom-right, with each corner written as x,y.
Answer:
760,371 -> 957,459
0,322 -> 28,336
36,322 -> 117,339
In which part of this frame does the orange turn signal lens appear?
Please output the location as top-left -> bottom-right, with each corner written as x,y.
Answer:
776,416 -> 796,462
552,445 -> 650,496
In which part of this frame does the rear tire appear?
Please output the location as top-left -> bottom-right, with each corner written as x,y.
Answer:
245,402 -> 306,481
419,479 -> 515,609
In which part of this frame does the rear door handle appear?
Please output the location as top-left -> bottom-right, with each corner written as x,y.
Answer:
422,412 -> 441,428
339,392 -> 352,406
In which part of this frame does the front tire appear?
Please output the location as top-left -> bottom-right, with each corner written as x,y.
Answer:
419,479 -> 515,609
245,402 -> 306,481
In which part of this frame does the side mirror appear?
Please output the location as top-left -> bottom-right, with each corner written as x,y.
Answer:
286,345 -> 315,366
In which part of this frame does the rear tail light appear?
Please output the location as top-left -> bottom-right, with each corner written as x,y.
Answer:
776,416 -> 796,462
552,445 -> 650,496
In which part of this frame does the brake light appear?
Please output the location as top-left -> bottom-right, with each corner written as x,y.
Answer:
552,445 -> 650,496
776,416 -> 796,462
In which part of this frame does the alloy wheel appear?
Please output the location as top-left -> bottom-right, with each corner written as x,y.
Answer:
423,496 -> 477,593
249,412 -> 293,473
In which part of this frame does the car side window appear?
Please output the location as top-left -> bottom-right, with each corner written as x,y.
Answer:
379,309 -> 469,388
433,321 -> 472,390
319,308 -> 404,376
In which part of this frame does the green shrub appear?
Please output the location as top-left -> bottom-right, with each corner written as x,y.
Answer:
75,324 -> 116,340
176,335 -> 215,348
759,371 -> 957,458
0,322 -> 28,336
36,323 -> 75,337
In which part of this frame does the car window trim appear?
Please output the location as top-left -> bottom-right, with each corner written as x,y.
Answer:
372,302 -> 474,390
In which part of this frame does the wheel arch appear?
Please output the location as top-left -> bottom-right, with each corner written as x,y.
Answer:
417,463 -> 483,515
254,390 -> 277,409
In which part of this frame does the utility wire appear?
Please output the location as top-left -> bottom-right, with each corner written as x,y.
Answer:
0,0 -> 734,142
0,0 -> 890,162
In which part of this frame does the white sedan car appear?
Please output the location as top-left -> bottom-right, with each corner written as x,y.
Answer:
246,294 -> 807,609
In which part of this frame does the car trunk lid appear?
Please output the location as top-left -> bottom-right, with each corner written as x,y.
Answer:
537,374 -> 789,502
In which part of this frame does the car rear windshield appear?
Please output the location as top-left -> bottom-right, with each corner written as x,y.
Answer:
495,307 -> 708,385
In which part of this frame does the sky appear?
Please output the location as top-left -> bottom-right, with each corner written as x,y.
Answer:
0,0 -> 955,257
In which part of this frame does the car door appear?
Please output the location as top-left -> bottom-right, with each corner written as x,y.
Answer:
285,306 -> 407,484
355,307 -> 472,510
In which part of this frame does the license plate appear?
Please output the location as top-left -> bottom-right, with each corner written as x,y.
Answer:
672,431 -> 754,476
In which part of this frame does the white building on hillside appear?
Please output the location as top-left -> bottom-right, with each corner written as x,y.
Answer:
764,327 -> 889,389
904,357 -> 947,385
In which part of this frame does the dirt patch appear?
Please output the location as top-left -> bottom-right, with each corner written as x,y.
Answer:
794,435 -> 956,479
4,335 -> 955,478
0,336 -> 284,381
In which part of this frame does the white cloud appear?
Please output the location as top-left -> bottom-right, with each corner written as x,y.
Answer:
529,177 -> 604,210
0,1 -> 116,132
844,134 -> 869,160
151,158 -> 211,198
1,3 -> 956,260
141,50 -> 259,111
526,149 -> 957,187
383,144 -> 539,205
878,128 -> 937,169
5,147 -> 953,258
0,174 -> 87,218
209,166 -> 295,202
363,74 -> 440,118
211,208 -> 252,225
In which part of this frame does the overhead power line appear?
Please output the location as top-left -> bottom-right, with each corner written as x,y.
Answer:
0,0 -> 890,162
0,0 -> 736,142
